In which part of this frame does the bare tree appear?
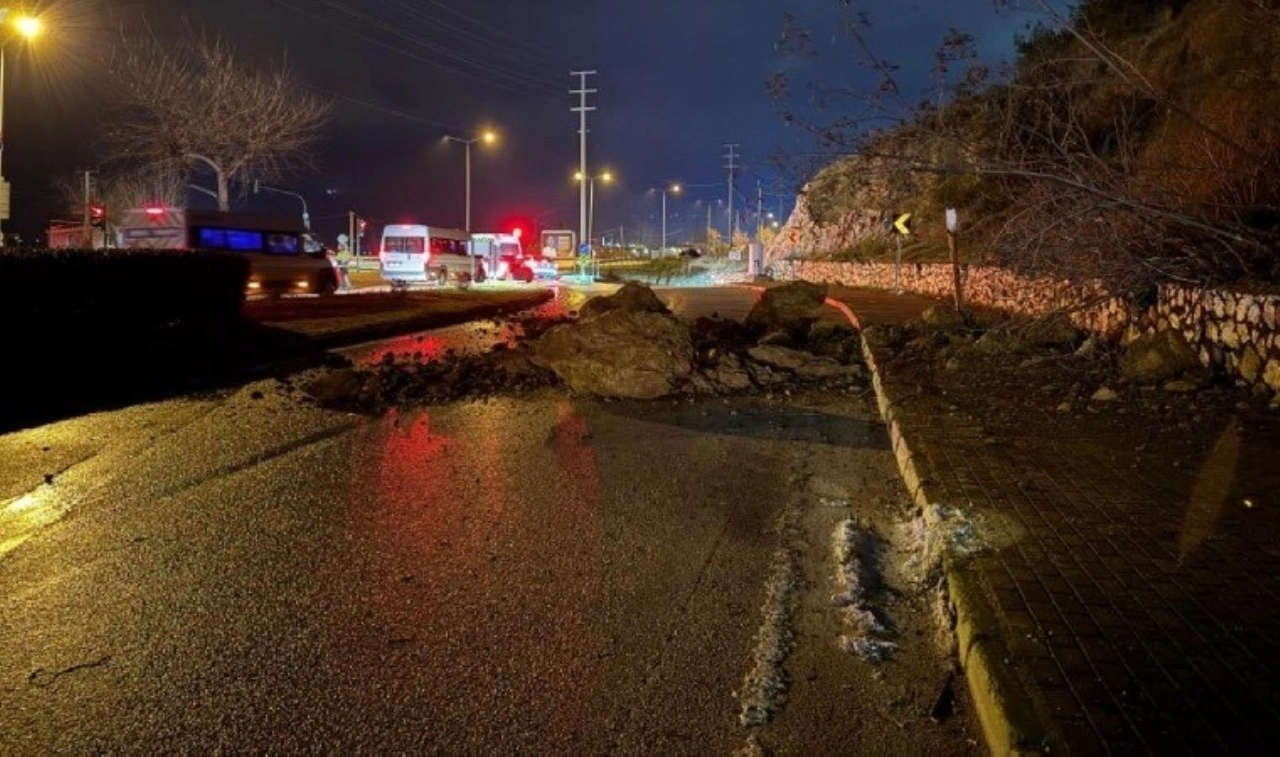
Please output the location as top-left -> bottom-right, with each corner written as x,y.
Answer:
107,35 -> 332,211
56,168 -> 186,223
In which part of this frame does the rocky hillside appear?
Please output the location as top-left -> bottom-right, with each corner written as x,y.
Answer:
769,0 -> 1280,285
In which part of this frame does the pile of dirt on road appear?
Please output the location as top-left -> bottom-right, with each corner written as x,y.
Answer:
302,282 -> 868,413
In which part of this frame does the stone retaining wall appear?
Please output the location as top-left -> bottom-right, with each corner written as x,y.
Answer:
770,260 -> 1280,394
1157,284 -> 1280,393
770,260 -> 1137,337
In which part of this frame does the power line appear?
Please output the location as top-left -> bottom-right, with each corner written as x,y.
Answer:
312,0 -> 562,93
266,0 -> 561,102
303,84 -> 464,131
421,0 -> 571,64
376,0 -> 570,70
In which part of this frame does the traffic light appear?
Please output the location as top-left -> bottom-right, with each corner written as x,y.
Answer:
358,218 -> 368,238
88,202 -> 107,229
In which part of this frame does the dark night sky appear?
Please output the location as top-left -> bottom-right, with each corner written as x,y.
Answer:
5,0 -> 1036,244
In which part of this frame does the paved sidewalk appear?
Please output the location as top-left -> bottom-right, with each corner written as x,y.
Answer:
828,285 -> 1280,754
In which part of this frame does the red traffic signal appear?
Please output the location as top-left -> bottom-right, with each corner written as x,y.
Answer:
88,203 -> 107,228
358,218 -> 368,236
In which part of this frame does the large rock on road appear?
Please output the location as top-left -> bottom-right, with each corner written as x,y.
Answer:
533,309 -> 695,399
578,281 -> 671,320
745,281 -> 829,340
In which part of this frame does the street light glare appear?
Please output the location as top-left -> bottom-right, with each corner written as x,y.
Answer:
14,15 -> 42,40
671,183 -> 682,194
601,171 -> 613,183
574,171 -> 585,182
482,130 -> 497,144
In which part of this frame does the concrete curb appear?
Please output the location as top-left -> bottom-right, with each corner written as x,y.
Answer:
828,296 -> 1054,756
740,285 -> 1053,755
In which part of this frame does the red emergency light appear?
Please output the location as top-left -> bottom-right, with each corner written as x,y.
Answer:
511,227 -> 523,240
144,205 -> 166,218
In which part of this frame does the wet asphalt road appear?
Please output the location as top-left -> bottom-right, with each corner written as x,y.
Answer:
0,287 -> 975,753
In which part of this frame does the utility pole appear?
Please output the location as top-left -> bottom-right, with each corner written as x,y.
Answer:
81,169 -> 93,248
570,70 -> 598,257
756,180 -> 763,241
724,143 -> 739,244
348,211 -> 356,258
706,204 -> 712,248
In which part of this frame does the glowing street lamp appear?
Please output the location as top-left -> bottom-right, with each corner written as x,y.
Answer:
0,11 -> 45,241
575,170 -> 613,249
661,183 -> 681,253
13,15 -> 40,40
444,128 -> 499,233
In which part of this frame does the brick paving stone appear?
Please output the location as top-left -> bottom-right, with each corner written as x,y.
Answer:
830,286 -> 1280,754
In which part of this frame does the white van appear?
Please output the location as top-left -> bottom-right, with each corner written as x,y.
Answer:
470,232 -> 538,282
379,224 -> 484,288
117,208 -> 340,297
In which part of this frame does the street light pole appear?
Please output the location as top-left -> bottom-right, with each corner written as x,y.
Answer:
0,12 -> 45,242
587,177 -> 595,248
253,181 -> 310,231
576,170 -> 611,252
445,130 -> 496,234
661,189 -> 667,254
661,183 -> 681,254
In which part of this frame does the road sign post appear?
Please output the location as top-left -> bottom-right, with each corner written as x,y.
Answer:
891,212 -> 912,295
945,208 -> 962,312
894,236 -> 903,294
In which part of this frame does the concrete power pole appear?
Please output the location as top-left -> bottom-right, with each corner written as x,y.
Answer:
570,71 -> 598,256
724,143 -> 740,244
756,180 -> 764,241
81,170 -> 94,248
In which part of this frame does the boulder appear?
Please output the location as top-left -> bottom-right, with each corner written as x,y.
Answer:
861,324 -> 906,350
532,309 -> 694,399
808,320 -> 856,343
747,345 -> 863,380
578,281 -> 670,320
972,329 -> 1029,356
748,345 -> 821,372
757,330 -> 794,347
807,321 -> 861,362
746,281 -> 828,339
707,354 -> 754,391
1075,335 -> 1101,358
1022,315 -> 1083,348
305,369 -> 364,405
1091,386 -> 1120,402
920,305 -> 966,330
691,317 -> 751,352
1119,329 -> 1200,384
483,349 -> 554,386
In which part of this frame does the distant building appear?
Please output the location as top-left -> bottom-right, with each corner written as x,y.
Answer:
46,221 -> 106,250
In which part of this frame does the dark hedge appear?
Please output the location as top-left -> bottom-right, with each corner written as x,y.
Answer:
0,248 -> 249,337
